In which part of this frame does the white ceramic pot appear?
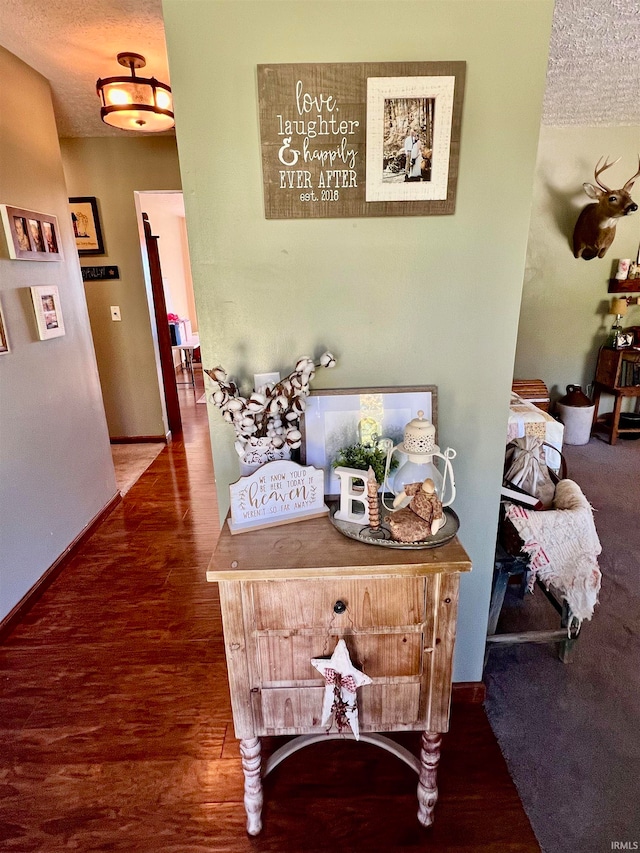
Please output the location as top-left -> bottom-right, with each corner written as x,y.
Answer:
239,436 -> 291,476
557,402 -> 595,446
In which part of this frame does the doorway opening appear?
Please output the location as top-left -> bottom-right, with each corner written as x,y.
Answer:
135,191 -> 203,425
109,190 -> 206,495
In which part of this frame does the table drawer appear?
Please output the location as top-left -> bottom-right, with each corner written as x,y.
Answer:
249,577 -> 426,631
257,632 -> 423,684
260,683 -> 421,733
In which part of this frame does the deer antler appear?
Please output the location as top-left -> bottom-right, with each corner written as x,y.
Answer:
623,156 -> 640,191
593,156 -> 621,192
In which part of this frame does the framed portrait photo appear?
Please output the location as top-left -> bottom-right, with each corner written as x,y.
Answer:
0,205 -> 63,261
69,197 -> 104,255
301,385 -> 438,497
365,74 -> 461,205
30,285 -> 66,340
0,298 -> 9,354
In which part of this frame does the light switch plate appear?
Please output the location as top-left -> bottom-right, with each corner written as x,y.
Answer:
254,372 -> 280,392
110,306 -> 121,321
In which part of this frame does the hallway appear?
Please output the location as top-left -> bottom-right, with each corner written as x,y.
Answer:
0,377 -> 538,852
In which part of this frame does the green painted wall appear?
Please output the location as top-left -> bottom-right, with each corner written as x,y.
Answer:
60,138 -> 183,438
515,125 -> 640,409
0,48 -> 116,621
163,0 -> 554,681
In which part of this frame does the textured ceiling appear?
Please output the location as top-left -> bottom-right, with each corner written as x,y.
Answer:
543,0 -> 640,126
0,0 -> 638,136
0,0 -> 170,137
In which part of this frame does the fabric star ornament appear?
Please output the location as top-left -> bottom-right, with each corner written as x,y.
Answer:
311,639 -> 372,740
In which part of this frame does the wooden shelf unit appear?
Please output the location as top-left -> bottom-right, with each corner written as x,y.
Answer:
592,346 -> 640,444
207,515 -> 471,835
608,278 -> 640,294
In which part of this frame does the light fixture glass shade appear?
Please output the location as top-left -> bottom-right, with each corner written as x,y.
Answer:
97,54 -> 174,133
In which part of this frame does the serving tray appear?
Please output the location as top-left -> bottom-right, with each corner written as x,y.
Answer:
329,500 -> 459,549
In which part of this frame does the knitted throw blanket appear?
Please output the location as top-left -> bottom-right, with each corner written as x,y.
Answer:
505,479 -> 602,624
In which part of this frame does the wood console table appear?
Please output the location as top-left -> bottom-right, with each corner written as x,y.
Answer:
592,346 -> 640,444
207,515 -> 471,835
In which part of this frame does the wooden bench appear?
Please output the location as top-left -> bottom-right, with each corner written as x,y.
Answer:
484,546 -> 581,666
485,378 -> 580,665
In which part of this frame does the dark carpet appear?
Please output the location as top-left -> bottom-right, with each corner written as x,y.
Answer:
484,434 -> 640,853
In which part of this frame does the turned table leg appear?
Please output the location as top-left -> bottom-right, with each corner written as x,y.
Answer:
417,731 -> 442,827
240,737 -> 263,835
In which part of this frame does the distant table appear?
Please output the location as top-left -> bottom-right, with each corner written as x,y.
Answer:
172,335 -> 200,389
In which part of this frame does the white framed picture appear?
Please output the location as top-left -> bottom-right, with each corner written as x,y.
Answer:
366,76 -> 457,203
301,386 -> 437,497
0,298 -> 9,354
30,285 -> 65,340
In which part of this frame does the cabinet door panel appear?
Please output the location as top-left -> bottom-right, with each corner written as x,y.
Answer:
261,686 -> 325,731
257,632 -> 423,684
260,683 -> 421,733
359,683 -> 421,727
250,577 -> 425,631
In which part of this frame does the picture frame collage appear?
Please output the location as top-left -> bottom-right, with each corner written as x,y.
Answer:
0,204 -> 63,262
0,204 -> 72,344
1,197 -> 106,348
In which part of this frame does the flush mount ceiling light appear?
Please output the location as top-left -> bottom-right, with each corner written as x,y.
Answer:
96,52 -> 174,133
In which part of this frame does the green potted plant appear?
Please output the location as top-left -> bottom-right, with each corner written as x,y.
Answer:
332,441 -> 396,486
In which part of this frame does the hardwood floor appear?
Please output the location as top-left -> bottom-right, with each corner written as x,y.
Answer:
0,372 -> 540,852
110,443 -> 166,495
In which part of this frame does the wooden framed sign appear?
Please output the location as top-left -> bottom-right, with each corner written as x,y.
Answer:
258,61 -> 465,219
80,265 -> 120,282
228,460 -> 328,535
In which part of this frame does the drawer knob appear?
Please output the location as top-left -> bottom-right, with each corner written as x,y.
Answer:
333,600 -> 347,614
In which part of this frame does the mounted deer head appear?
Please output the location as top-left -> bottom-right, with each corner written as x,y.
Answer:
572,157 -> 640,260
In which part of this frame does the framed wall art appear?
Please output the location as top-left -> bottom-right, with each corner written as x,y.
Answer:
68,197 -> 104,255
365,76 -> 457,203
0,298 -> 9,354
0,205 -> 63,261
80,265 -> 120,282
301,385 -> 437,496
257,62 -> 465,219
30,285 -> 66,340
